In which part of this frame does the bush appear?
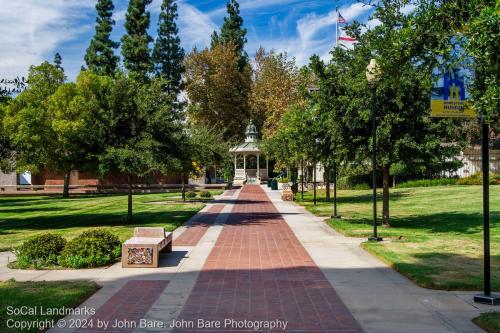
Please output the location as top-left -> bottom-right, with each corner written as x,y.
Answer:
277,177 -> 289,183
456,173 -> 500,185
200,191 -> 212,198
186,190 -> 197,198
15,233 -> 66,268
337,176 -> 370,190
58,229 -> 121,269
397,178 -> 458,188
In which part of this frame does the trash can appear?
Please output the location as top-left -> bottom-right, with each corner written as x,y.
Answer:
271,179 -> 278,190
267,179 -> 273,188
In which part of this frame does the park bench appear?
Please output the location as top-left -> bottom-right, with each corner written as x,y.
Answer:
122,227 -> 173,268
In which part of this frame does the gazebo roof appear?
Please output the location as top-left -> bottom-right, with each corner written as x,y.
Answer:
229,121 -> 263,153
229,141 -> 262,153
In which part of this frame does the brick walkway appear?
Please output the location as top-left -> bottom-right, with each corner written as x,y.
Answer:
174,204 -> 225,246
175,185 -> 363,332
78,280 -> 169,333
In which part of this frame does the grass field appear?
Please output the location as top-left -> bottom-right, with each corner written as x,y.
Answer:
0,279 -> 99,333
0,191 -> 222,251
295,185 -> 499,291
473,312 -> 500,333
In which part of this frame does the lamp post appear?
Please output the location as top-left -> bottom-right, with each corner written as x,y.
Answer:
474,119 -> 500,305
366,59 -> 383,242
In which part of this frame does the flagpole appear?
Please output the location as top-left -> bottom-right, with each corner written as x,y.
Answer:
336,7 -> 339,48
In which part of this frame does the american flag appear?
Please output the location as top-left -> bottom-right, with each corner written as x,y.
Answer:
338,12 -> 347,24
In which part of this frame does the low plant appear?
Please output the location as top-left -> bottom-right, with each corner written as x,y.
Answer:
277,177 -> 290,183
186,190 -> 197,198
457,172 -> 500,185
397,178 -> 458,188
15,233 -> 66,269
199,191 -> 212,198
58,229 -> 121,269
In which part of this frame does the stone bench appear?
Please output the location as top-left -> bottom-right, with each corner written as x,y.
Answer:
122,227 -> 173,268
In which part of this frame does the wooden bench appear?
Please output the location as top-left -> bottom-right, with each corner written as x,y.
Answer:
122,227 -> 173,268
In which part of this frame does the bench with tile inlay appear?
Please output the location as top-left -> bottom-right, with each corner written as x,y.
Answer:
122,227 -> 172,268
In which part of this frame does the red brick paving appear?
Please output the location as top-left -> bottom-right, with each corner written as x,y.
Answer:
223,189 -> 237,196
174,204 -> 225,246
76,280 -> 168,333
174,185 -> 363,332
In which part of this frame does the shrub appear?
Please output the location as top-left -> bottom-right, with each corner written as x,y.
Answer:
277,177 -> 289,183
15,233 -> 66,268
58,229 -> 121,269
397,178 -> 458,188
353,183 -> 370,190
456,173 -> 500,185
186,190 -> 197,198
337,176 -> 370,190
200,191 -> 212,198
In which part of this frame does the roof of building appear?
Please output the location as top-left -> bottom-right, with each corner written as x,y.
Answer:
229,141 -> 262,153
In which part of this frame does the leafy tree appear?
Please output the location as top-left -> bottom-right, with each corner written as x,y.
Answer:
466,1 -> 499,128
85,0 -> 120,76
250,48 -> 310,138
99,75 -> 184,222
53,53 -> 64,72
121,0 -> 153,83
3,63 -> 113,198
211,0 -> 248,71
152,0 -> 185,96
184,42 -> 251,140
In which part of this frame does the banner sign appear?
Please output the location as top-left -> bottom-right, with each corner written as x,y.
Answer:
431,69 -> 477,118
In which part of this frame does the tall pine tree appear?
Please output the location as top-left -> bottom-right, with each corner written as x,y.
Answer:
84,0 -> 119,76
152,0 -> 185,95
211,0 -> 248,71
54,53 -> 64,72
121,0 -> 153,83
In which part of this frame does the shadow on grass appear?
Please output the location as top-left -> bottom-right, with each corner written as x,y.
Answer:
331,211 -> 499,234
297,190 -> 413,204
364,245 -> 500,291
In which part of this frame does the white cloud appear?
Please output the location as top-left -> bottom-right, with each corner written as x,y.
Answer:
177,1 -> 218,50
0,0 -> 93,79
258,2 -> 371,65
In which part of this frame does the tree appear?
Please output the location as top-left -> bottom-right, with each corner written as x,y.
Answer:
3,63 -> 113,198
466,1 -> 499,128
184,42 -> 251,140
311,0 -> 464,226
85,0 -> 120,76
99,75 -> 184,222
53,53 -> 64,72
250,48 -> 310,138
121,0 -> 153,83
152,0 -> 185,96
211,0 -> 248,71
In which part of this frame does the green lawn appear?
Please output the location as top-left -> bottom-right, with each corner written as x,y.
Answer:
0,279 -> 99,333
473,312 -> 500,333
295,185 -> 499,291
0,191 -> 218,251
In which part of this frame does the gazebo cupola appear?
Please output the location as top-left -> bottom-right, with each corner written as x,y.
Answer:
229,121 -> 268,185
245,122 -> 258,142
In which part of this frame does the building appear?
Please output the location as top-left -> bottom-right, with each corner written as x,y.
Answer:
229,122 -> 269,185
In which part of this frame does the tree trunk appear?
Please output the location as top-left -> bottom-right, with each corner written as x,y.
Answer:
62,170 -> 71,199
127,174 -> 133,224
333,162 -> 339,218
382,165 -> 390,227
313,166 -> 317,206
181,173 -> 186,202
393,175 -> 396,188
301,160 -> 304,200
325,166 -> 330,202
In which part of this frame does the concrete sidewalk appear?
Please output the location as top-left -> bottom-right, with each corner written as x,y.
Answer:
265,185 -> 489,333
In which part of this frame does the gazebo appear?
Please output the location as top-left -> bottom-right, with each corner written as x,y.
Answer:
229,122 -> 268,185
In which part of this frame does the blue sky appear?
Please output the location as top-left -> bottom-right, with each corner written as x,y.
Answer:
0,0 -> 379,81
